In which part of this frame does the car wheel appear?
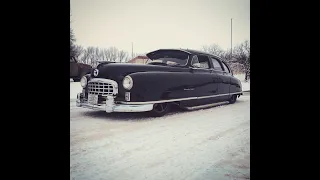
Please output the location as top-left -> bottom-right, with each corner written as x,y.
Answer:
150,103 -> 171,117
228,95 -> 237,104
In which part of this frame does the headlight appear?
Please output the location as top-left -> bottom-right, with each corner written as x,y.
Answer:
123,76 -> 133,90
80,76 -> 87,88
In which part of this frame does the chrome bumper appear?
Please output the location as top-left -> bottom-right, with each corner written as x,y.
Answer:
76,93 -> 154,113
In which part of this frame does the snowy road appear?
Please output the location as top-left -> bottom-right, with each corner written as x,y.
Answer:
70,93 -> 250,180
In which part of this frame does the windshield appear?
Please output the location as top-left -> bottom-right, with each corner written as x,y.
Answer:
146,50 -> 189,66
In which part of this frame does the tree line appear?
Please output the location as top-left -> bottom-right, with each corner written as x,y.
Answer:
71,41 -> 250,81
70,16 -> 249,81
72,45 -> 132,67
70,28 -> 133,65
202,40 -> 250,81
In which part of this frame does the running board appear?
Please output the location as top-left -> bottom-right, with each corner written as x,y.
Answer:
184,101 -> 229,110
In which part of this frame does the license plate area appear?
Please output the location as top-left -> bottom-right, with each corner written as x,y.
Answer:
88,94 -> 98,105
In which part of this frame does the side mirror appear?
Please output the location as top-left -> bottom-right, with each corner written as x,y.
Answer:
192,63 -> 201,68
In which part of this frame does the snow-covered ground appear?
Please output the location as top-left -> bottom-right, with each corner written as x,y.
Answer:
70,79 -> 82,100
70,74 -> 250,100
70,93 -> 250,180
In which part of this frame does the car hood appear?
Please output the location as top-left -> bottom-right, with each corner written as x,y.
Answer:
91,63 -> 187,82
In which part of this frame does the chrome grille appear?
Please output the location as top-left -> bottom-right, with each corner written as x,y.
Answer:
88,81 -> 114,95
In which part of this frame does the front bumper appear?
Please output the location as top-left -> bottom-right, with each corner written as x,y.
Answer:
76,93 -> 154,113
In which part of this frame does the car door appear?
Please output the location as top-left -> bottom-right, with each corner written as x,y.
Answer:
220,60 -> 232,101
191,54 -> 218,94
70,58 -> 79,77
209,57 -> 229,101
182,54 -> 219,107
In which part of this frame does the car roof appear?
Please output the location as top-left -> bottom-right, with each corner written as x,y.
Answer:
180,49 -> 223,60
150,48 -> 223,60
147,48 -> 226,63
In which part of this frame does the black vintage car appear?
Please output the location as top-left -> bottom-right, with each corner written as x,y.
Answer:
76,49 -> 243,116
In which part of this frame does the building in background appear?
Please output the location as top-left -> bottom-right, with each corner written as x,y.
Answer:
127,56 -> 149,64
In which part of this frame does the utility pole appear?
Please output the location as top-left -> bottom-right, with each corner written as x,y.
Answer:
132,42 -> 133,59
231,18 -> 233,59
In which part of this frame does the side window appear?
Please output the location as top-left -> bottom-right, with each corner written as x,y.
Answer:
197,55 -> 211,69
191,55 -> 199,65
210,57 -> 223,71
222,62 -> 230,73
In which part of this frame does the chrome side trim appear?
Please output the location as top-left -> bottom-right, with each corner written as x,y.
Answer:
196,93 -> 229,100
230,92 -> 242,95
119,91 -> 243,105
184,101 -> 229,110
88,78 -> 118,95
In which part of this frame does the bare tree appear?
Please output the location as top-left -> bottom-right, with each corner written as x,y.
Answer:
70,13 -> 80,61
220,50 -> 232,62
98,47 -> 116,62
70,27 -> 76,60
101,48 -> 109,61
200,41 -> 250,78
78,46 -> 131,66
108,47 -> 118,62
118,50 -> 129,62
79,49 -> 88,64
202,44 -> 224,57
233,40 -> 250,81
87,47 -> 95,65
79,46 -> 96,65
73,45 -> 84,61
229,62 -> 245,74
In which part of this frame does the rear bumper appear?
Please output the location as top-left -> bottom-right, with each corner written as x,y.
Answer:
76,93 -> 154,113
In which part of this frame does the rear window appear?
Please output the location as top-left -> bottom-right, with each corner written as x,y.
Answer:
146,50 -> 189,66
210,57 -> 223,71
222,62 -> 230,73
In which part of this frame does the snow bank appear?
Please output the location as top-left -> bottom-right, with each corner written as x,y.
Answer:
70,80 -> 82,100
234,74 -> 250,92
242,82 -> 250,92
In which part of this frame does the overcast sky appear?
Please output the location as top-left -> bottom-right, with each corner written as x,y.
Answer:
71,0 -> 250,55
